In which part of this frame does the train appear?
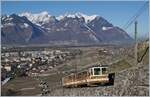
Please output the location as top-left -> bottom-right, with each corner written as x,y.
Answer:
62,65 -> 115,87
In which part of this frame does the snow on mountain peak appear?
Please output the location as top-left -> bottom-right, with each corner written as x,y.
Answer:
40,11 -> 49,16
102,26 -> 113,31
56,12 -> 98,23
19,11 -> 99,25
19,11 -> 51,26
77,13 -> 98,23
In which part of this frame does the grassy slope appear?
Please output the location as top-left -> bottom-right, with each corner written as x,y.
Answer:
2,43 -> 149,96
111,45 -> 149,73
1,77 -> 40,96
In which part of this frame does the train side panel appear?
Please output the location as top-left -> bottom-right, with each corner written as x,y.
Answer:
62,74 -> 110,87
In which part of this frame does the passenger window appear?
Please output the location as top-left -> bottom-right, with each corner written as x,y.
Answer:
94,68 -> 101,75
102,68 -> 107,74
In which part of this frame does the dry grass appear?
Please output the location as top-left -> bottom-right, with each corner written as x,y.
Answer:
1,77 -> 40,96
108,59 -> 132,73
2,44 -> 149,96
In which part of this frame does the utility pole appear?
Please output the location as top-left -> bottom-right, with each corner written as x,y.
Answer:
75,55 -> 78,87
134,21 -> 138,65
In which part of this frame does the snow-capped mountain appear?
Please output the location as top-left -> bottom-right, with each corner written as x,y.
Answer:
1,12 -> 133,45
19,11 -> 52,26
1,14 -> 48,44
56,12 -> 98,23
20,12 -> 99,25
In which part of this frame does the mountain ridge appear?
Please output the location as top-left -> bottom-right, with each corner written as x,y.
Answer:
1,12 -> 133,46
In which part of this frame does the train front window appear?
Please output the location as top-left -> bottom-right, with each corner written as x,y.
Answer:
94,68 -> 101,75
102,68 -> 107,74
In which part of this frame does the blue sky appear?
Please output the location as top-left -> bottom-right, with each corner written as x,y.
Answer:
1,1 -> 149,39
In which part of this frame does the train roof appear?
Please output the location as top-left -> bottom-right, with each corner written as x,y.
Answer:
88,64 -> 109,68
63,64 -> 109,76
77,64 -> 108,73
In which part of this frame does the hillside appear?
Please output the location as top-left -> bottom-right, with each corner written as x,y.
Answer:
1,42 -> 149,96
48,43 -> 149,96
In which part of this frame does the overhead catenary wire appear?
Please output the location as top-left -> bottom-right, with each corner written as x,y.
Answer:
117,1 -> 149,65
2,2 -> 149,94
123,1 -> 148,30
